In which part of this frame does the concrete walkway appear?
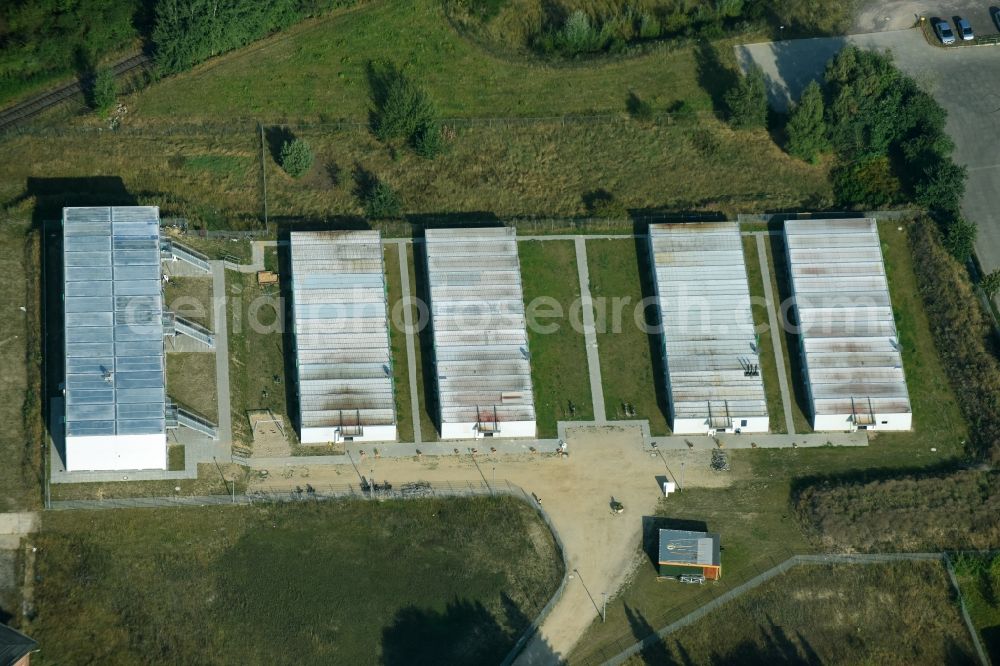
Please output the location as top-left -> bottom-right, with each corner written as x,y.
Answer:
574,238 -> 607,423
754,233 -> 797,435
211,261 -> 233,446
396,242 -> 423,444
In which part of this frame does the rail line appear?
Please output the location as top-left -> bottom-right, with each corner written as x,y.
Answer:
0,52 -> 151,133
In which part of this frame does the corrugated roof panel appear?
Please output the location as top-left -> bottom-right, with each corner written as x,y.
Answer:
648,222 -> 768,425
425,227 -> 536,430
784,218 -> 911,418
63,206 -> 166,442
290,231 -> 396,433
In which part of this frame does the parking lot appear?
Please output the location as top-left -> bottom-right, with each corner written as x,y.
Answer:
739,26 -> 1000,274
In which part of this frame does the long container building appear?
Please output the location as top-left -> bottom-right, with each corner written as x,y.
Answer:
425,227 -> 536,439
784,218 -> 911,431
62,206 -> 167,471
648,222 -> 769,435
290,231 -> 397,443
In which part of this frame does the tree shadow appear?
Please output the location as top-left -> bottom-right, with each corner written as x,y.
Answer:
264,126 -> 295,165
694,40 -> 738,120
624,604 -> 680,665
412,233 -> 440,438
381,597 -> 560,666
708,616 -> 821,664
352,162 -> 378,202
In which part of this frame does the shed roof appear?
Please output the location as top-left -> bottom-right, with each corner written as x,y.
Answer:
658,529 -> 720,566
785,219 -> 911,417
649,222 -> 767,422
0,624 -> 36,666
290,231 -> 396,431
63,206 -> 165,439
425,228 -> 535,426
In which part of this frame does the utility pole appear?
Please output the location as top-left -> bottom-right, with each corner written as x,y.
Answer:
492,466 -> 496,494
602,592 -> 607,622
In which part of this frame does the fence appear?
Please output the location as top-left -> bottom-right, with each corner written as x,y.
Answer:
587,551 -> 992,666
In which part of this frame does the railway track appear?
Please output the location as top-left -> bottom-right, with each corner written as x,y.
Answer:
0,52 -> 151,133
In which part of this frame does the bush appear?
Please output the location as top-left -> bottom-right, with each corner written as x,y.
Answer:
279,138 -> 313,178
981,269 -> 1000,299
558,10 -> 609,55
831,156 -> 900,208
794,470 -> 1000,552
583,189 -> 628,218
626,91 -> 654,121
724,64 -> 768,129
785,80 -> 827,162
914,158 -> 967,213
910,216 -> 1000,462
413,120 -> 445,159
944,217 -> 977,263
87,66 -> 117,114
364,180 -> 403,219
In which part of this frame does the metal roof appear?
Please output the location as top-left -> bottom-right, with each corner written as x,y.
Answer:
658,529 -> 720,566
785,219 -> 911,416
649,222 -> 768,422
63,206 -> 166,439
0,623 -> 37,666
290,231 -> 396,430
425,228 -> 536,426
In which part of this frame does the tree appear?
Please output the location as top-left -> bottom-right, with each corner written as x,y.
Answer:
280,138 -> 313,178
914,158 -> 967,213
724,63 -> 768,129
944,218 -> 977,263
413,120 -> 444,159
981,269 -> 1000,299
785,80 -> 827,162
364,180 -> 402,219
88,66 -> 117,114
369,60 -> 443,158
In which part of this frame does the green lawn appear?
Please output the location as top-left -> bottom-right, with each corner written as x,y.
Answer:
585,238 -> 669,434
742,235 -> 787,434
165,353 -> 218,422
571,220 -> 973,662
519,240 -> 593,435
130,1 -> 712,122
623,561 -> 978,666
953,553 -> 1000,661
167,445 -> 186,472
384,242 -> 414,443
764,232 -> 813,434
0,221 -> 42,511
28,497 -> 563,665
163,276 -> 214,329
226,271 -> 293,446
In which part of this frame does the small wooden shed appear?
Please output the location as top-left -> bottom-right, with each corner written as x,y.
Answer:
657,529 -> 721,581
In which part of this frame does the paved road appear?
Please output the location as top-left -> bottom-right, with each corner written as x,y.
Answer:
738,28 -> 1000,274
574,238 -> 607,423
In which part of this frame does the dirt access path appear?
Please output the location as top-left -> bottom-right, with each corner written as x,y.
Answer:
248,425 -> 733,663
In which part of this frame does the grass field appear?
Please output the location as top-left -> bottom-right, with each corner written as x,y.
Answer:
28,497 -> 562,665
570,220 -> 973,662
163,276 -> 215,329
953,553 -> 1000,661
585,238 -> 669,434
165,353 -> 219,422
49,463 -> 247,501
384,242 -> 414,443
624,561 -> 977,665
226,271 -> 294,445
742,235 -> 787,434
519,240 -> 593,435
0,220 -> 42,511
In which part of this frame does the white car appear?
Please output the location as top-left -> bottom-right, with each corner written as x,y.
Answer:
935,19 -> 956,44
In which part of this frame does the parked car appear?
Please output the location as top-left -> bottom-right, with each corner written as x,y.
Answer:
992,8 -> 1000,32
935,18 -> 956,44
956,17 -> 974,40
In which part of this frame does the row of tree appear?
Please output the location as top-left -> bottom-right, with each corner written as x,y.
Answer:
726,47 -> 973,262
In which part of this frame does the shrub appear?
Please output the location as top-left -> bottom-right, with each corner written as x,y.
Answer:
914,158 -> 967,213
831,156 -> 899,207
944,217 -> 977,263
87,66 -> 117,114
724,63 -> 768,129
413,120 -> 445,159
583,189 -> 628,218
638,12 -> 661,39
279,138 -> 313,178
626,92 -> 654,121
364,180 -> 403,219
785,80 -> 827,162
910,216 -> 1000,462
559,10 -> 608,55
981,269 -> 1000,299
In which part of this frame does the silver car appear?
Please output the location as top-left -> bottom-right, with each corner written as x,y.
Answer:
956,17 -> 974,40
935,18 -> 956,44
